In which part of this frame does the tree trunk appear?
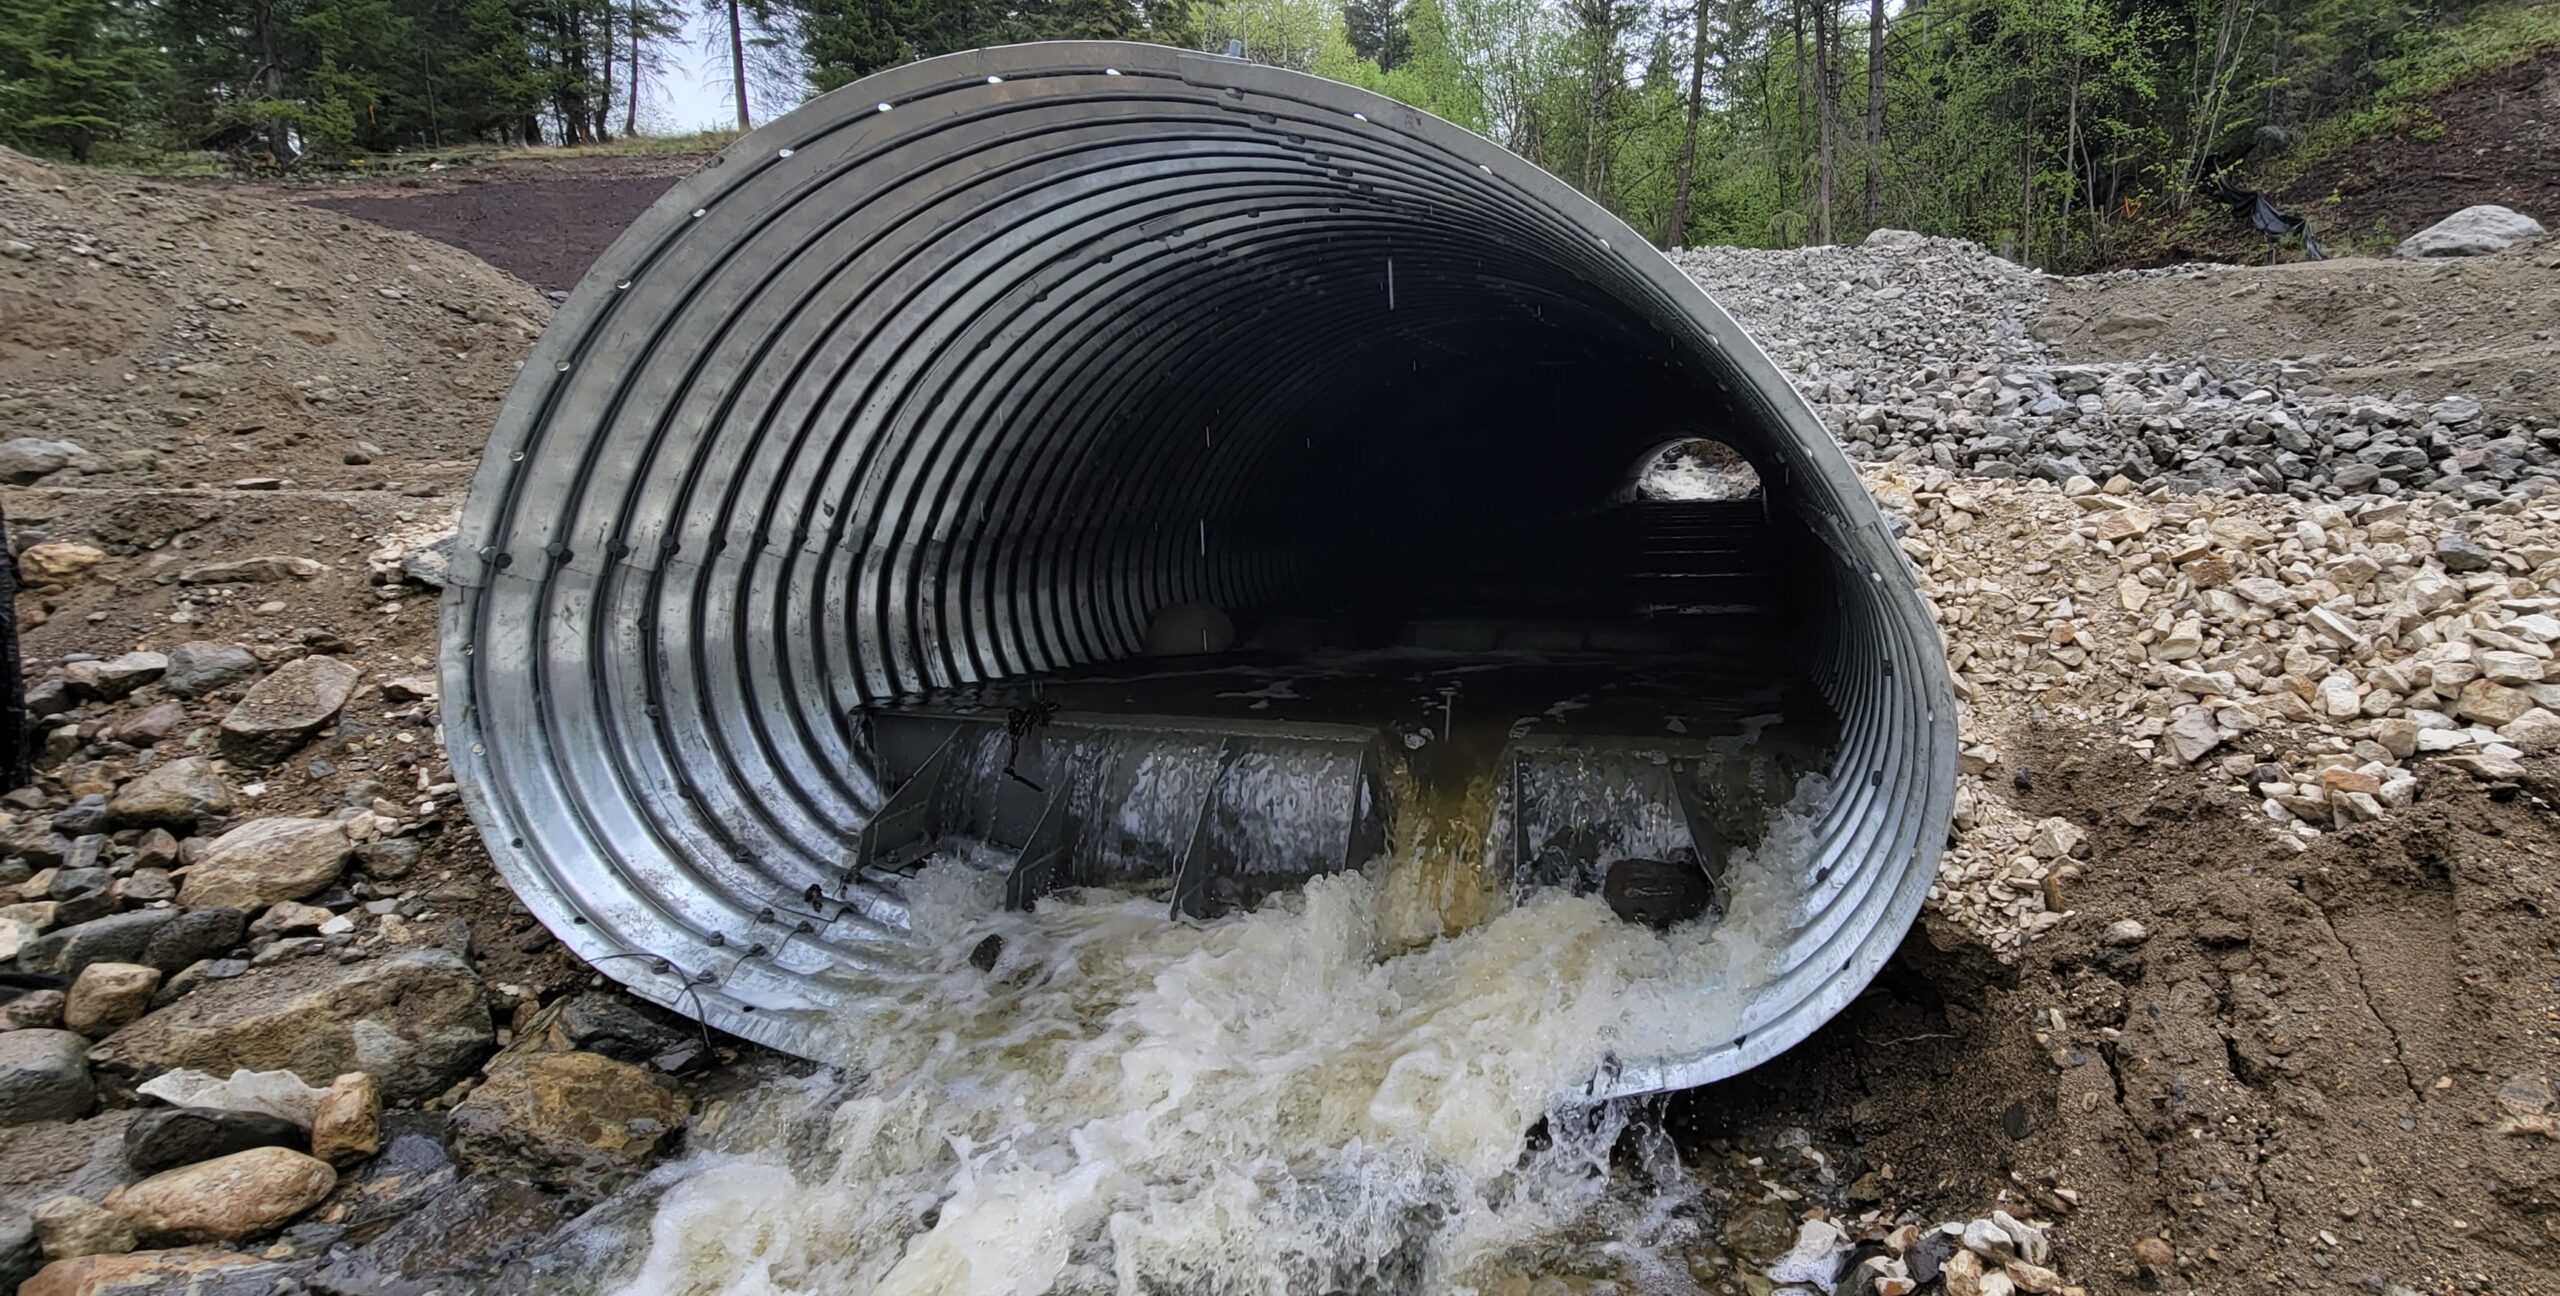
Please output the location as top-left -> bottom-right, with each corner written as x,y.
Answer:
1862,0 -> 1882,227
626,0 -> 642,136
727,0 -> 752,130
1813,0 -> 1834,244
596,0 -> 615,143
1663,0 -> 1712,248
1790,0 -> 1808,241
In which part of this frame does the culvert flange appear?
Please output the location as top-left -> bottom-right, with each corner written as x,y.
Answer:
440,40 -> 1959,1097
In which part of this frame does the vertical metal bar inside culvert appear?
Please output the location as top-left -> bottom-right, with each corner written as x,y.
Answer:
439,41 -> 1958,1097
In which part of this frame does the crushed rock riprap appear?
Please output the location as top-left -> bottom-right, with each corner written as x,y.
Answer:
1881,462 -> 2558,953
1671,237 -> 2559,504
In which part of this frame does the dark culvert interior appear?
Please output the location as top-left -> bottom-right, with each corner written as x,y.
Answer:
443,42 -> 1954,1096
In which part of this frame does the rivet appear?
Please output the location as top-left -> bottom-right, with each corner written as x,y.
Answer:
986,75 -> 1003,84
614,279 -> 631,290
877,102 -> 893,113
778,147 -> 795,158
691,208 -> 707,218
1105,67 -> 1120,75
554,360 -> 571,372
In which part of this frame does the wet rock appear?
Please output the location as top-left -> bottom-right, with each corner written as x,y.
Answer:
1601,858 -> 1717,928
102,1146 -> 335,1243
329,1172 -> 564,1284
310,1072 -> 380,1166
63,654 -> 166,701
969,933 -> 1004,972
64,965 -> 160,1037
176,557 -> 327,585
446,1050 -> 688,1199
123,1106 -> 307,1175
309,1111 -> 454,1252
90,948 -> 492,1103
15,906 -> 177,978
138,909 -> 246,974
176,817 -> 350,910
0,1030 -> 93,1125
17,543 -> 106,587
216,655 -> 359,765
106,756 -> 233,831
2395,204 -> 2547,258
538,992 -> 692,1064
1767,1218 -> 1849,1287
157,643 -> 260,699
30,1196 -> 134,1260
17,1247 -> 266,1296
0,1110 -> 140,1289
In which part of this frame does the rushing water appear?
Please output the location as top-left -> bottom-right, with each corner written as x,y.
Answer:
571,777 -> 1835,1296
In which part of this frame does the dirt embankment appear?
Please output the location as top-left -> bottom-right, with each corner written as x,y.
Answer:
0,148 -> 549,493
2035,247 -> 2560,428
2282,47 -> 2560,254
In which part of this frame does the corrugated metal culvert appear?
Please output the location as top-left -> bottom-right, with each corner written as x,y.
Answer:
440,41 -> 1957,1098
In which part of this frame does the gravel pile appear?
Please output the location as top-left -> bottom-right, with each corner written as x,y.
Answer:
1672,237 -> 2560,503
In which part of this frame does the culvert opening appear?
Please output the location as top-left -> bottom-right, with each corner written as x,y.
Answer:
442,41 -> 1956,1097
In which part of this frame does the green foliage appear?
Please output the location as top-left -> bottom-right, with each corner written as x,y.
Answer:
2294,0 -> 2560,162
0,0 -> 159,160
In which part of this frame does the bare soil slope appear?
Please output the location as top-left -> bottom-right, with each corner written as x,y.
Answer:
2036,246 -> 2560,427
0,148 -> 548,493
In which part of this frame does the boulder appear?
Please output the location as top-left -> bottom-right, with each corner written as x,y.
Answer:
16,543 -> 105,587
90,948 -> 491,1103
62,654 -> 166,701
309,1072 -> 380,1166
158,643 -> 260,699
176,557 -> 327,585
123,1107 -> 306,1175
2396,204 -> 2547,258
175,818 -> 349,910
30,1196 -> 134,1260
0,1031 -> 93,1125
102,1147 -> 334,1243
2,990 -> 65,1031
64,965 -> 160,1037
13,910 -> 180,979
19,1247 -> 272,1296
0,439 -> 91,486
0,1109 -> 139,1289
217,656 -> 358,764
106,757 -> 233,830
137,909 -> 247,974
1863,228 -> 1926,250
104,702 -> 184,748
446,1050 -> 687,1198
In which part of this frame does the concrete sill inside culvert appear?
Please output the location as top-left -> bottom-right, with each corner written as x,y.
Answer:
441,41 -> 1956,1098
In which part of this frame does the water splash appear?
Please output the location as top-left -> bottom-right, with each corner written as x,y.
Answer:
600,779 -> 1836,1296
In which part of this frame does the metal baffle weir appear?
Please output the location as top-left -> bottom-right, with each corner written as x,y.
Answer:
439,41 -> 1959,1098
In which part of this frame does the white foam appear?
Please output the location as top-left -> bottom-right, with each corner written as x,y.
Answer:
613,779 -> 1835,1295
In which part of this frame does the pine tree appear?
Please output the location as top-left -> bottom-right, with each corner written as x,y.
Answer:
1342,0 -> 1411,71
0,0 -> 158,160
